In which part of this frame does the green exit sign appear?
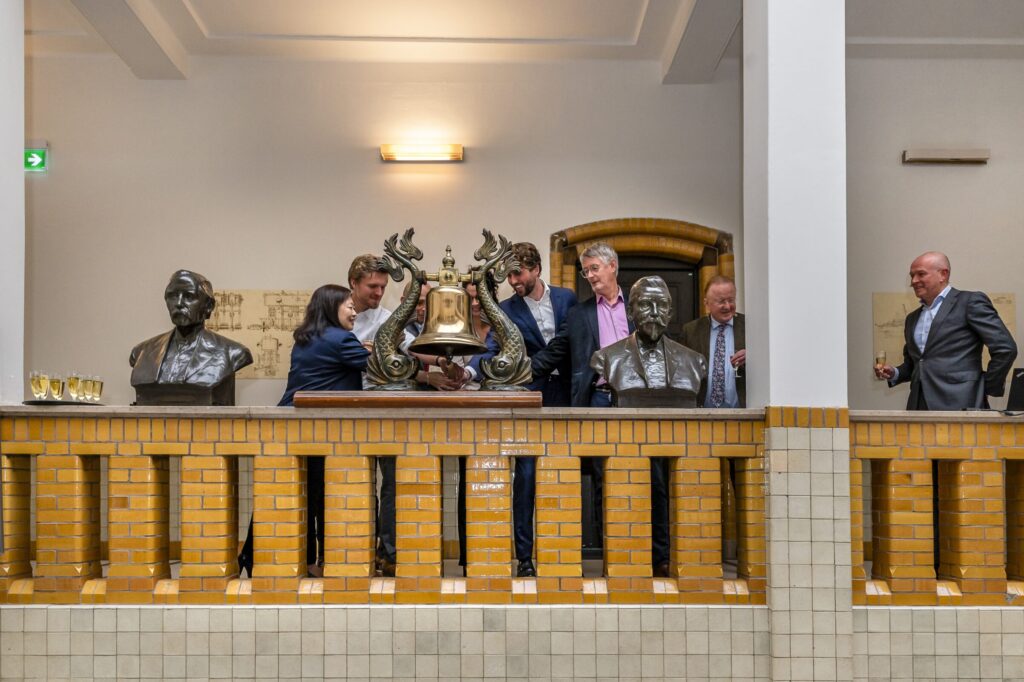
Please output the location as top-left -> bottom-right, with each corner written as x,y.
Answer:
24,148 -> 48,172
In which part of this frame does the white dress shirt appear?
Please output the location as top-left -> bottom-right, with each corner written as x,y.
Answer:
523,280 -> 556,344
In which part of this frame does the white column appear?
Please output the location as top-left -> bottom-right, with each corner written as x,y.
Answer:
0,3 -> 24,403
743,0 -> 848,409
744,4 -> 852,682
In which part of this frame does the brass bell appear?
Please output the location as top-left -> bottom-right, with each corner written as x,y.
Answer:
409,283 -> 488,358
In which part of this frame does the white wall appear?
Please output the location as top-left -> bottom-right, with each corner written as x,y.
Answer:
847,57 -> 1024,409
0,3 -> 24,404
26,56 -> 741,406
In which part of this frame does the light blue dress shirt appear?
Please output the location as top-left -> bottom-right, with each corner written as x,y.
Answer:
891,284 -> 952,383
709,318 -> 739,408
914,284 -> 952,352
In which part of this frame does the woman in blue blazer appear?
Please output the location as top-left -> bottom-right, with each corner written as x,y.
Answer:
278,284 -> 369,406
239,285 -> 369,578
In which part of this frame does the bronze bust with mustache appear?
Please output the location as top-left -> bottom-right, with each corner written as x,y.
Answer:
130,270 -> 253,405
590,275 -> 707,408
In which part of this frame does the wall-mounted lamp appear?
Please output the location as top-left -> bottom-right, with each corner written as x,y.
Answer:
380,143 -> 464,162
902,148 -> 990,165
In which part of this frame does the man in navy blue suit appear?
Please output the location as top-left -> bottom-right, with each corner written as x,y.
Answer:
470,242 -> 577,577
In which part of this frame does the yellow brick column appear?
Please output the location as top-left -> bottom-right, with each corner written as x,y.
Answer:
34,454 -> 102,602
465,453 -> 512,599
535,452 -> 583,601
179,455 -> 238,601
721,459 -> 738,562
936,459 -> 1005,600
395,452 -> 442,602
0,454 -> 33,596
252,454 -> 305,602
670,454 -> 722,600
849,457 -> 866,600
1008,461 -> 1024,581
106,455 -> 170,602
871,458 -> 935,600
603,454 -> 653,598
735,455 -> 767,598
323,451 -> 375,602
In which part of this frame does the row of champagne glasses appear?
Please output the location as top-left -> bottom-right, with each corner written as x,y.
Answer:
29,371 -> 104,402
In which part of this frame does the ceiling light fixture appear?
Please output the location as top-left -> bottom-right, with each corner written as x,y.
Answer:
380,143 -> 464,162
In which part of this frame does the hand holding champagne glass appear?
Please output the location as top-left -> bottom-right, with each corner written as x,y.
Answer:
873,350 -> 895,380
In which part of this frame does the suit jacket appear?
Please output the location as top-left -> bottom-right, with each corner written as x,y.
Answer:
130,327 -> 252,388
678,313 -> 746,407
469,285 -> 577,396
531,291 -> 635,407
892,288 -> 1017,410
278,327 -> 370,406
590,334 -> 707,407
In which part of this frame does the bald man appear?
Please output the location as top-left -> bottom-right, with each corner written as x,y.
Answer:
875,252 -> 1016,410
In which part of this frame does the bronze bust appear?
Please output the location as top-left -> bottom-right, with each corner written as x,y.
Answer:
590,276 -> 707,408
130,270 -> 253,406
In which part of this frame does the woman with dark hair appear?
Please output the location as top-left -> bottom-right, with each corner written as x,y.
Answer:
278,284 -> 369,406
238,284 -> 369,578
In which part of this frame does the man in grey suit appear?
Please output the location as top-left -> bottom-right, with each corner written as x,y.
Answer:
875,251 -> 1017,410
679,275 -> 746,408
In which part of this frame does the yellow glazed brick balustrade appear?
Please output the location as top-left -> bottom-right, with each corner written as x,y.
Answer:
0,406 -> 765,605
851,412 -> 1024,606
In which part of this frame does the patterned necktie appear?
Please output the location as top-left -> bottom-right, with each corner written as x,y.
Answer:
709,323 -> 727,407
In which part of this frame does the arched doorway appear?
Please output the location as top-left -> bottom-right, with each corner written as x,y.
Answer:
549,216 -> 736,324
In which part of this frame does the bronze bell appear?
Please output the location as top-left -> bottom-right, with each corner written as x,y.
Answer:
409,283 -> 488,358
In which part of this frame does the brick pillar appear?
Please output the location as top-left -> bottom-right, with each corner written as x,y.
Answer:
604,454 -> 652,597
1008,461 -> 1024,581
179,455 -> 238,601
106,455 -> 170,601
395,452 -> 442,602
323,452 -> 375,602
465,454 -> 512,598
871,458 -> 935,598
34,454 -> 101,601
936,459 -> 1005,599
252,455 -> 305,602
849,457 -> 866,600
0,454 -> 32,595
735,455 -> 767,597
535,453 -> 582,599
722,458 -> 738,562
670,454 -> 722,598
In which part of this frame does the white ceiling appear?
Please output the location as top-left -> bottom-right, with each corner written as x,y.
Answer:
23,0 -> 1024,81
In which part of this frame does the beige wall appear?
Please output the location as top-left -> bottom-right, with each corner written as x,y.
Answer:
846,57 -> 1024,409
32,53 -> 1020,410
25,56 -> 742,406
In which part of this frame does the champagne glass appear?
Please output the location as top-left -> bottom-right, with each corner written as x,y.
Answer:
874,350 -> 887,378
91,376 -> 104,403
81,376 -> 94,402
67,372 -> 82,401
49,374 -> 65,401
29,370 -> 48,399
